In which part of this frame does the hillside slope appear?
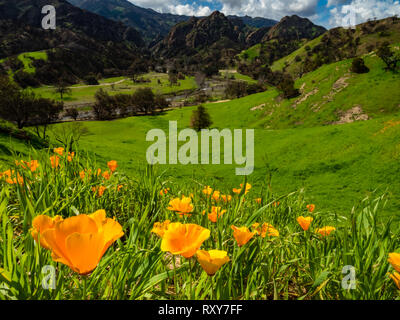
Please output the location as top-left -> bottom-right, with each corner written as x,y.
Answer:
0,0 -> 146,83
68,0 -> 277,45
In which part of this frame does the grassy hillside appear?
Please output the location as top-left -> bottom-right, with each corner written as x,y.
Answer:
38,97 -> 400,217
2,49 -> 400,217
271,17 -> 400,77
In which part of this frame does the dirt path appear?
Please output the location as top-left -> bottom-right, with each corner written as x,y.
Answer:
70,78 -> 128,89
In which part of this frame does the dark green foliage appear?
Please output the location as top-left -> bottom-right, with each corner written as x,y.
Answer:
84,75 -> 99,85
132,87 -> 155,114
225,81 -> 265,98
351,57 -> 370,74
93,88 -> 116,120
0,76 -> 62,130
277,74 -> 300,99
190,105 -> 212,131
377,41 -> 400,72
14,70 -> 40,88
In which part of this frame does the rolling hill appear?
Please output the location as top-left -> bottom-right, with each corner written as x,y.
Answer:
68,0 -> 277,45
0,0 -> 146,84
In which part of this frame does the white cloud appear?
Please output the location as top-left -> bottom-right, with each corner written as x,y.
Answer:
329,0 -> 400,27
128,0 -> 211,16
218,0 -> 320,20
169,4 -> 212,16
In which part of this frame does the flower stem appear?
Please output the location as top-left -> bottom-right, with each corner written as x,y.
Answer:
189,258 -> 193,300
82,276 -> 87,300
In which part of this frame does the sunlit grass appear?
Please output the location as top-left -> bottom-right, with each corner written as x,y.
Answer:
0,144 -> 399,300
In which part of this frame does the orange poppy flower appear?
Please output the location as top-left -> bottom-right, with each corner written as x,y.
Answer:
202,186 -> 213,196
117,185 -> 123,192
221,195 -> 232,202
27,160 -> 39,172
297,216 -> 313,231
67,152 -> 75,162
31,215 -> 64,250
252,223 -> 279,238
160,188 -> 170,196
231,225 -> 256,246
107,160 -> 118,173
102,171 -> 111,180
5,172 -> 24,185
255,198 -> 262,204
15,160 -> 27,169
389,253 -> 400,273
92,186 -> 107,197
207,206 -> 226,223
390,272 -> 400,289
79,171 -> 86,180
306,204 -> 315,212
167,196 -> 194,217
54,147 -> 64,156
273,201 -> 280,207
50,156 -> 60,169
151,220 -> 171,238
233,183 -> 252,195
316,226 -> 336,237
161,223 -> 210,258
212,190 -> 220,202
196,250 -> 230,276
33,211 -> 124,275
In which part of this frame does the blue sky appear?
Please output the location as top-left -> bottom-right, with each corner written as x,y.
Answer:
128,0 -> 400,28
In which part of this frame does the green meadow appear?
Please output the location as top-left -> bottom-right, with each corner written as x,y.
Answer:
32,73 -> 198,103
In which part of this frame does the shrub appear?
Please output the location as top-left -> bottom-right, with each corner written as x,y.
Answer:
190,105 -> 212,131
351,58 -> 370,74
14,70 -> 40,88
83,75 -> 99,85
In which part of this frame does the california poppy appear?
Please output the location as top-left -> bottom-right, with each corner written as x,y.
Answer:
27,160 -> 39,172
390,272 -> 400,289
196,250 -> 230,276
316,226 -> 336,237
92,186 -> 107,197
207,206 -> 226,223
306,204 -> 315,212
233,183 -> 251,195
389,252 -> 400,273
54,147 -> 64,156
231,225 -> 256,246
212,191 -> 220,202
252,223 -> 279,237
102,171 -> 111,180
107,160 -> 118,173
67,152 -> 75,162
161,223 -> 210,258
255,198 -> 262,204
167,196 -> 194,217
202,186 -> 213,196
151,220 -> 171,238
31,215 -> 63,250
221,195 -> 232,202
31,211 -> 124,275
297,216 -> 313,231
160,188 -> 170,196
50,156 -> 60,169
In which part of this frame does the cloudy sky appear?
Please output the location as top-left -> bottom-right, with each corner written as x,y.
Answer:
128,0 -> 400,28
